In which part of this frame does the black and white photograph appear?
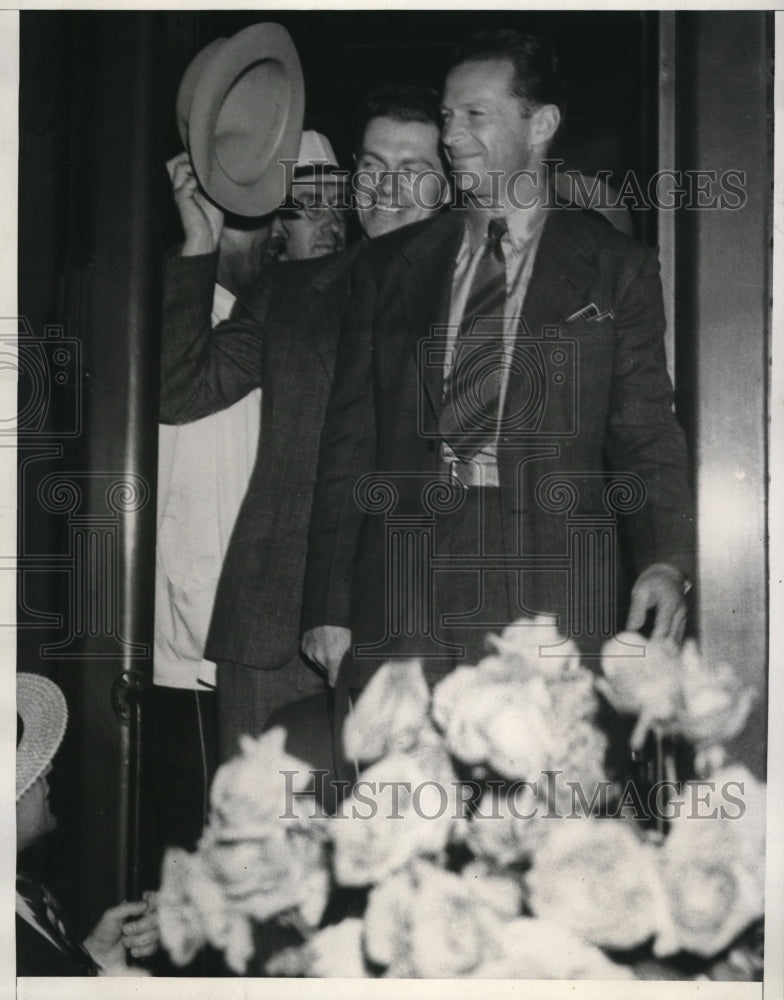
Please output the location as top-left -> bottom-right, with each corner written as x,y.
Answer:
4,6 -> 780,998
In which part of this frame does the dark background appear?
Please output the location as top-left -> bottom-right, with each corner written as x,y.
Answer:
197,10 -> 655,174
20,9 -> 659,339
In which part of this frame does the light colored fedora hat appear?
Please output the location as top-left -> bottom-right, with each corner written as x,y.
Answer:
16,673 -> 68,801
176,23 -> 305,217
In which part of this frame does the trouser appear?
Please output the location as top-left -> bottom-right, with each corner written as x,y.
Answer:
215,654 -> 327,764
150,685 -> 217,855
330,486 -> 514,783
346,485 -> 514,689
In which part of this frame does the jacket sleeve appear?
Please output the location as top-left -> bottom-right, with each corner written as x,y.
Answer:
159,251 -> 266,424
301,247 -> 377,631
603,245 -> 695,580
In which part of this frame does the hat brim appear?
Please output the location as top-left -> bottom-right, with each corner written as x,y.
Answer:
17,673 -> 68,801
176,37 -> 227,150
292,166 -> 347,184
189,23 -> 305,217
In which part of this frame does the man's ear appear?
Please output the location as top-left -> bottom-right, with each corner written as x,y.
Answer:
530,104 -> 561,148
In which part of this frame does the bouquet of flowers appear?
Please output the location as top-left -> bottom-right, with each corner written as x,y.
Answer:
158,616 -> 764,980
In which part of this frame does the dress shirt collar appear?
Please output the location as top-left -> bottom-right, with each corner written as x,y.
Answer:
462,197 -> 547,257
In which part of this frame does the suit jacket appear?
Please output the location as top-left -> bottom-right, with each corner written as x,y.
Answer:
302,207 -> 695,676
16,907 -> 98,976
160,247 -> 355,670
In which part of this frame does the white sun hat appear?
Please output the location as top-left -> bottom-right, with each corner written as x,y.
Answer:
16,673 -> 68,801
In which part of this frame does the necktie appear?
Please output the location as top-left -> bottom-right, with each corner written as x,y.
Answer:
17,873 -> 99,974
439,218 -> 508,461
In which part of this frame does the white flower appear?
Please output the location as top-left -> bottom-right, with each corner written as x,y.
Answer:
214,911 -> 255,975
472,654 -> 519,682
200,825 -> 330,928
266,919 -> 368,978
475,918 -> 636,979
675,640 -> 756,750
549,664 -> 600,724
458,861 -> 524,919
364,860 -> 518,978
435,671 -> 556,777
433,623 -> 607,788
158,847 -> 255,974
465,784 -> 544,865
655,766 -> 766,958
431,666 -> 486,760
527,819 -> 673,950
157,849 -> 208,968
599,635 -> 757,759
487,614 -> 583,679
197,726 -> 331,932
481,677 -> 560,778
363,869 -> 415,971
160,728 -> 333,973
598,633 -> 682,747
332,748 -> 459,887
435,666 -> 605,788
209,727 -> 319,834
407,866 -> 507,977
344,659 -> 431,764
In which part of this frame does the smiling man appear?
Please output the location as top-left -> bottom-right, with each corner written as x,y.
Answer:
303,29 -> 695,699
353,84 -> 448,238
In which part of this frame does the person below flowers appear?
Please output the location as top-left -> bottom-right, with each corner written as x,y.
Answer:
16,672 -> 160,976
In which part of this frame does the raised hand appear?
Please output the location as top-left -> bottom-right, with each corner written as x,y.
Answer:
166,152 -> 224,256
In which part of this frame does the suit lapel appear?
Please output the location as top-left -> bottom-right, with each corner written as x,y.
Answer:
308,246 -> 357,374
307,290 -> 341,377
504,208 -> 599,430
396,213 -> 464,422
273,247 -> 354,377
522,207 -> 599,336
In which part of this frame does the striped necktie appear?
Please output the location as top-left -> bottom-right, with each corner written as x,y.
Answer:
439,218 -> 508,461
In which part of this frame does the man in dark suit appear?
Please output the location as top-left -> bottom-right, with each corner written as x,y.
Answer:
302,30 -> 694,695
160,88 -> 447,763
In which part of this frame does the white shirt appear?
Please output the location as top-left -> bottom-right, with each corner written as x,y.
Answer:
153,284 -> 260,689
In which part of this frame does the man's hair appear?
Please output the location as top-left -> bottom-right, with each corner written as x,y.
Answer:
356,83 -> 442,150
448,29 -> 566,120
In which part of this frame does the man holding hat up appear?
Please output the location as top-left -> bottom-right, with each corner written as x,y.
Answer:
153,19 -> 304,860
158,25 -> 448,767
157,23 -> 353,779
